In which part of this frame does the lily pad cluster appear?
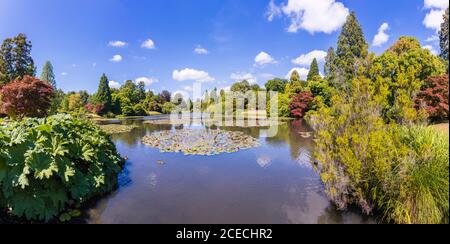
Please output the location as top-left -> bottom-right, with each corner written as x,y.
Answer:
99,124 -> 138,134
141,129 -> 260,155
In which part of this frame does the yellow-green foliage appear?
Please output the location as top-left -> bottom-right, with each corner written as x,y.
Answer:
307,76 -> 449,224
0,114 -> 124,221
369,36 -> 446,124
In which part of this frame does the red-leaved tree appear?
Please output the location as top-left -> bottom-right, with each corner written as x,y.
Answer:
0,76 -> 53,120
85,103 -> 105,115
289,91 -> 314,118
415,75 -> 449,121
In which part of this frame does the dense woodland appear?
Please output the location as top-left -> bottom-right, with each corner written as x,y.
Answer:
0,9 -> 449,223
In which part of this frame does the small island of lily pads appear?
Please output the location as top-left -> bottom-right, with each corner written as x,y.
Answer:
141,129 -> 260,156
99,124 -> 138,134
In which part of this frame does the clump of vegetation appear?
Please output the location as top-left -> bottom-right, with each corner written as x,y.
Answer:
0,76 -> 53,120
306,10 -> 449,223
99,124 -> 138,134
415,75 -> 449,122
307,76 -> 449,224
0,114 -> 124,221
142,129 -> 260,156
288,91 -> 314,119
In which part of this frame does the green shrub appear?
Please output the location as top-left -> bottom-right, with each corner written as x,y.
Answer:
307,76 -> 449,224
0,114 -> 124,221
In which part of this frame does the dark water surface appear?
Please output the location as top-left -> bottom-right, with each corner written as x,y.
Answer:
87,117 -> 374,224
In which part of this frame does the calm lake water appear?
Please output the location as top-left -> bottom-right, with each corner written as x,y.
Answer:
87,116 -> 374,224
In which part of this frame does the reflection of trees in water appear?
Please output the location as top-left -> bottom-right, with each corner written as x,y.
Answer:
265,120 -> 315,161
111,121 -> 172,146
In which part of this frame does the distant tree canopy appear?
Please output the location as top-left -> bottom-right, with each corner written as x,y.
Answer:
370,36 -> 446,124
231,80 -> 251,93
40,61 -> 56,89
0,76 -> 53,119
307,58 -> 320,81
415,75 -> 449,121
95,74 -> 112,114
324,47 -> 336,79
265,78 -> 288,93
439,8 -> 449,61
0,33 -> 36,86
289,91 -> 314,118
290,70 -> 300,83
335,12 -> 368,86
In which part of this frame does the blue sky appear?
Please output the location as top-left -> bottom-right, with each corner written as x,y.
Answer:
0,0 -> 448,95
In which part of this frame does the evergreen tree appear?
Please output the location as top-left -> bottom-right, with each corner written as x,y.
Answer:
439,8 -> 449,68
307,58 -> 320,81
0,38 -> 14,86
204,90 -> 210,104
136,81 -> 146,102
210,88 -> 218,103
336,12 -> 368,85
0,34 -> 36,85
324,47 -> 336,79
95,73 -> 112,113
290,70 -> 300,83
40,61 -> 56,88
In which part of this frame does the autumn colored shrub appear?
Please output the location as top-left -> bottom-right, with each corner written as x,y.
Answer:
289,91 -> 314,118
85,103 -> 105,115
415,75 -> 449,121
0,76 -> 53,120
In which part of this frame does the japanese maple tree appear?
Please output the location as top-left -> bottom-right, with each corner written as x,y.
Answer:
289,91 -> 314,118
415,75 -> 449,121
0,75 -> 53,119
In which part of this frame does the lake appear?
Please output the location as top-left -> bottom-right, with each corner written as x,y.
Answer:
87,116 -> 374,224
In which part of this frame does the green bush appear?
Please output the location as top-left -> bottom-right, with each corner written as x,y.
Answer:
307,76 -> 449,224
0,114 -> 124,221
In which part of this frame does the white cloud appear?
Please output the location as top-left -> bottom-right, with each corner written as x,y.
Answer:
423,45 -> 439,55
230,72 -> 257,84
424,0 -> 449,9
92,62 -> 97,67
141,39 -> 155,49
194,46 -> 209,55
423,0 -> 448,32
268,0 -> 350,34
372,23 -> 390,47
424,9 -> 446,32
266,0 -> 282,21
425,35 -> 440,42
286,67 -> 310,80
291,50 -> 327,66
135,77 -> 158,87
109,54 -> 123,62
108,41 -> 128,47
173,68 -> 214,82
61,72 -> 68,76
109,80 -> 121,89
254,51 -> 277,66
184,86 -> 193,92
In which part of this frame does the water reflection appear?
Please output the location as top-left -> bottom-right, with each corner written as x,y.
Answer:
87,117 -> 375,224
